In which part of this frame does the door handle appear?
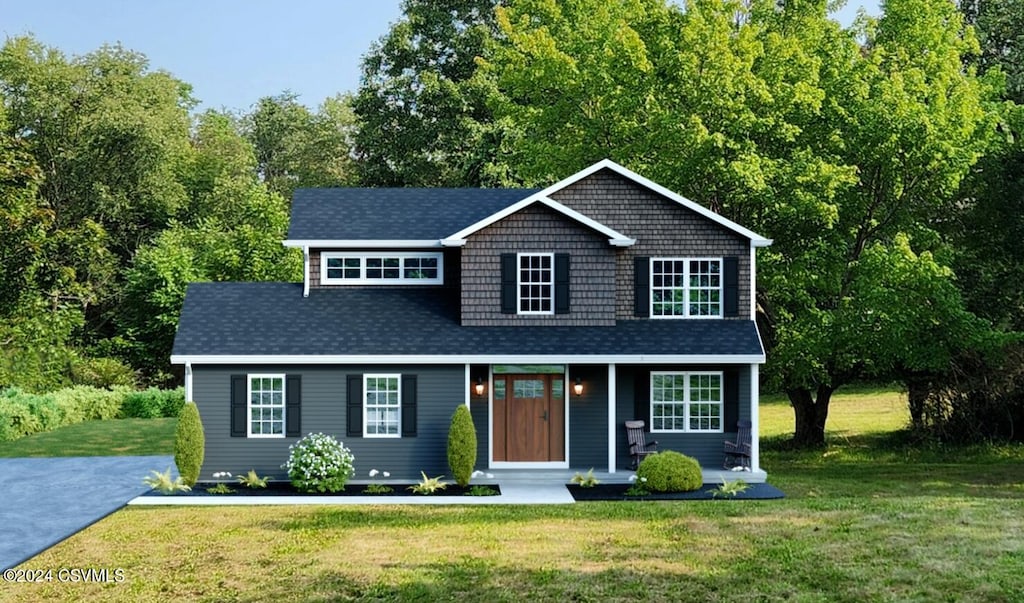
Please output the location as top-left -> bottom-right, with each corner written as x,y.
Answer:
541,410 -> 548,422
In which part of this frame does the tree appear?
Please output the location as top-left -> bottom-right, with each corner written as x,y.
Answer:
0,36 -> 193,347
244,92 -> 358,199
353,0 -> 509,186
447,404 -> 477,487
174,402 -> 205,487
122,111 -> 301,382
485,0 -> 999,446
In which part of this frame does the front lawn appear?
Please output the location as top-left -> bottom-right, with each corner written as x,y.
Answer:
0,418 -> 176,458
7,388 -> 1024,602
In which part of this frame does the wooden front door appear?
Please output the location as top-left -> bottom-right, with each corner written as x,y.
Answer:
493,374 -> 565,462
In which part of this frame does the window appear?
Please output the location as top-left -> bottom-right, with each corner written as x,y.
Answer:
322,252 -> 442,285
248,374 -> 285,437
518,253 -> 553,314
651,258 -> 722,318
650,372 -> 723,433
364,374 -> 401,437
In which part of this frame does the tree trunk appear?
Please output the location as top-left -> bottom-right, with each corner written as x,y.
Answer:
906,377 -> 931,431
788,384 -> 834,447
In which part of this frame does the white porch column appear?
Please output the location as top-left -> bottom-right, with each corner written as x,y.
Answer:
184,362 -> 193,403
464,364 -> 471,408
607,363 -> 617,473
750,363 -> 760,472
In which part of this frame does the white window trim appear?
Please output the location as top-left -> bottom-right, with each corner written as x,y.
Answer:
321,252 -> 443,285
247,373 -> 286,438
649,370 -> 724,433
517,252 -> 554,315
650,257 -> 724,320
363,373 -> 402,438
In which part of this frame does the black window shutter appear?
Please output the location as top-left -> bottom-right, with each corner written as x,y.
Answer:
554,253 -> 570,314
724,256 -> 739,317
633,370 -> 651,430
285,375 -> 301,437
724,369 -> 740,431
230,374 -> 247,437
500,253 -> 517,314
346,375 -> 363,438
402,375 -> 418,437
634,256 -> 650,317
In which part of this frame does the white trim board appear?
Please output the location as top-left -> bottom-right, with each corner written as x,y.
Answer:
443,195 -> 635,247
531,159 -> 773,247
171,354 -> 766,365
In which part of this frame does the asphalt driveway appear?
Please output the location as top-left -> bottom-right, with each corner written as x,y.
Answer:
0,455 -> 173,570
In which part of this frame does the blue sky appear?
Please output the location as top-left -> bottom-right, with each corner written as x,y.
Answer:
1,0 -> 878,114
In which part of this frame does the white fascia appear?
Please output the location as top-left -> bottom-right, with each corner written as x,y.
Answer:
171,354 -> 766,366
302,246 -> 310,298
543,159 -> 773,247
283,239 -> 443,249
443,195 -> 635,247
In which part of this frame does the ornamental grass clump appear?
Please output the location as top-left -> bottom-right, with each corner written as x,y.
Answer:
282,433 -> 354,493
636,450 -> 702,493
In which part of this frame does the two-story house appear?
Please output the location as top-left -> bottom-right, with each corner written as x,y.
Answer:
171,159 -> 771,482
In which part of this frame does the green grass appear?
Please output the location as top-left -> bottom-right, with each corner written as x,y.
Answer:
0,418 -> 176,457
7,388 -> 1024,602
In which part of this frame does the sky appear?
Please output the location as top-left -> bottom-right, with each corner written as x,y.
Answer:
1,0 -> 879,114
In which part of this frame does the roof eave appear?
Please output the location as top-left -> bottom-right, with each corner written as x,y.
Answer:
171,353 -> 766,365
283,239 -> 444,248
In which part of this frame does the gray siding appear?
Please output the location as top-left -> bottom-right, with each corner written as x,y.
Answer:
550,169 -> 752,320
460,203 -> 617,326
192,364 -> 465,481
614,364 -> 752,470
568,365 -> 609,469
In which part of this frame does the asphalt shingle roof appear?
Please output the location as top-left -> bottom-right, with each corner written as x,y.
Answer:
172,283 -> 765,359
287,188 -> 540,241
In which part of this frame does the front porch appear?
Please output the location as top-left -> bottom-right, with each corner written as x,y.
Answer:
469,468 -> 769,485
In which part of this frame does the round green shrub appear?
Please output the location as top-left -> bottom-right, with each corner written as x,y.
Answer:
70,357 -> 137,389
174,402 -> 205,487
282,433 -> 355,493
636,450 -> 702,493
447,404 -> 477,487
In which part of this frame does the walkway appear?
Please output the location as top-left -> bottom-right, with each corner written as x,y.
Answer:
0,455 -> 173,571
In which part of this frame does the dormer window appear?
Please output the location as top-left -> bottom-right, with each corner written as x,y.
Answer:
321,252 -> 443,285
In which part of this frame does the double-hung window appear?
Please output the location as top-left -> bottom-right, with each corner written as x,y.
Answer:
650,371 -> 723,433
364,374 -> 401,437
248,374 -> 285,437
651,258 -> 722,318
518,253 -> 553,314
322,252 -> 443,285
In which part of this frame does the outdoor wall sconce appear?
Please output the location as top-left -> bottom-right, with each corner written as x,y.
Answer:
475,377 -> 485,396
573,377 -> 584,396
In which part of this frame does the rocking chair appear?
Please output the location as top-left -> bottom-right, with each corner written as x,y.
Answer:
723,420 -> 752,470
625,420 -> 658,469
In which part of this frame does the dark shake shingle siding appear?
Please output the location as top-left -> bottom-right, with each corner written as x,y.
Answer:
614,364 -> 751,470
550,169 -> 752,320
192,364 -> 465,481
461,203 -> 617,326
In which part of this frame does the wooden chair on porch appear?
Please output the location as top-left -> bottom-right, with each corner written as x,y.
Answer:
625,420 -> 658,469
723,420 -> 752,470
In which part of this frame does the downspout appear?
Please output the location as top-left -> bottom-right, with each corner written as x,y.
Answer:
184,362 -> 193,403
302,246 -> 310,298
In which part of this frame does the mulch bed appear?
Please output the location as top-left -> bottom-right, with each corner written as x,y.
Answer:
143,482 -> 501,497
567,482 -> 784,501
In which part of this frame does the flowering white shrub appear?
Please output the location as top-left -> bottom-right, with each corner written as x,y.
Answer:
282,433 -> 355,493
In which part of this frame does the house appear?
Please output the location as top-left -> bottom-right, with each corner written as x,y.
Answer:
171,159 -> 771,482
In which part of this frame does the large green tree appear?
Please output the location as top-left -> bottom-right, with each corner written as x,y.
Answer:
353,0 -> 510,186
0,36 -> 193,345
122,110 -> 301,381
244,92 -> 358,199
486,0 -> 999,446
